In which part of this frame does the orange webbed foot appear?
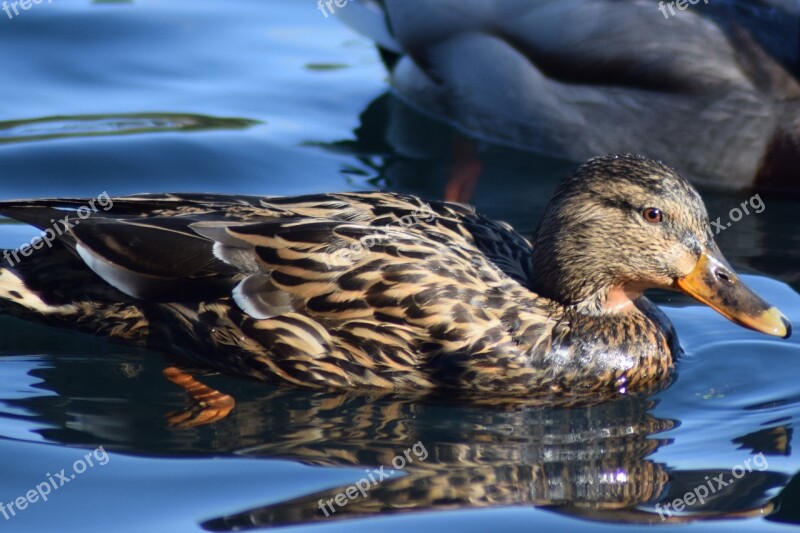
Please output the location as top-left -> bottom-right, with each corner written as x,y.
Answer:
162,366 -> 236,428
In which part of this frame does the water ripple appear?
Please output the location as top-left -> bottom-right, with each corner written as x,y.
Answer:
0,113 -> 259,144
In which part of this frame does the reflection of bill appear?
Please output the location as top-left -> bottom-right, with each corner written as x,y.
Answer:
321,205 -> 437,270
655,452 -> 769,520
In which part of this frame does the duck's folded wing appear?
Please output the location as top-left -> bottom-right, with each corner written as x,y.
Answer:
192,218 -> 454,322
0,199 -> 240,302
192,206 -> 538,335
0,193 -> 536,326
70,216 -> 239,301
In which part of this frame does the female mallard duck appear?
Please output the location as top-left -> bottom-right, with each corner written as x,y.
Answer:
0,155 -> 791,424
337,0 -> 800,191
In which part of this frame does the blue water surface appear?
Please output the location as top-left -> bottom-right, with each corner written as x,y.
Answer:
0,1 -> 799,532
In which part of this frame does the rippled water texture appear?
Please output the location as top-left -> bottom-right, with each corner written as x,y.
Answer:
0,1 -> 799,532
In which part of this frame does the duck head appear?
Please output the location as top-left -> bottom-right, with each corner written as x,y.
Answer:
531,154 -> 791,338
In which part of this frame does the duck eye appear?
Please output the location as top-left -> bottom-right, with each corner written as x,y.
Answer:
642,207 -> 663,224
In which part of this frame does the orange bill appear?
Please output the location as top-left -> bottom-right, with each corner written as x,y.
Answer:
675,245 -> 791,339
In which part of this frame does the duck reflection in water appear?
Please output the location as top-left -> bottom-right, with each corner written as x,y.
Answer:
6,345 -> 788,530
191,388 -> 786,530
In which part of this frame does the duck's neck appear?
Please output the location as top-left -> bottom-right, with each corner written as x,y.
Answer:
571,285 -> 650,317
527,259 -> 626,316
529,222 -> 622,309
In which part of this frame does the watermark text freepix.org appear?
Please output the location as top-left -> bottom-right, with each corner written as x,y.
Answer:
658,0 -> 709,19
0,445 -> 110,520
655,452 -> 768,519
317,0 -> 350,18
3,0 -> 53,20
707,193 -> 764,237
321,204 -> 436,270
2,191 -> 113,267
318,441 -> 428,517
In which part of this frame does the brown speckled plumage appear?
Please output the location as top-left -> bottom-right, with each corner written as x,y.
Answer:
0,155 -> 789,404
